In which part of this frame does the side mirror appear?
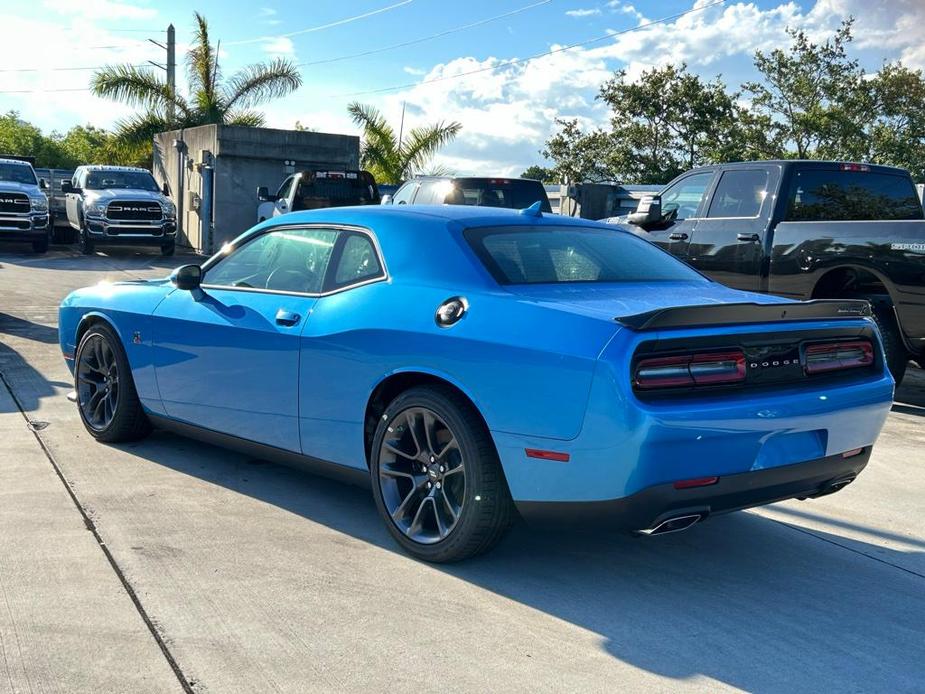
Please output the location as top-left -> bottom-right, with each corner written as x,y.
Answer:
162,182 -> 171,196
61,180 -> 73,194
172,264 -> 202,291
39,178 -> 48,190
380,194 -> 393,205
257,185 -> 272,202
627,195 -> 663,229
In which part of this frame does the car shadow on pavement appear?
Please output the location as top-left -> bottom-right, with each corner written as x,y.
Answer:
893,365 -> 925,415
120,428 -> 925,692
0,312 -> 59,345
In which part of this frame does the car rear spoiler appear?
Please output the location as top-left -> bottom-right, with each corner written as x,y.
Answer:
616,299 -> 872,331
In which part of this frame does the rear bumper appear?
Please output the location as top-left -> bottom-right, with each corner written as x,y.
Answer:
516,448 -> 870,529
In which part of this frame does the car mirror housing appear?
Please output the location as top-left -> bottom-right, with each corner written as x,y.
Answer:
61,180 -> 73,194
172,264 -> 202,291
380,194 -> 393,205
257,185 -> 276,202
39,178 -> 48,190
627,195 -> 663,229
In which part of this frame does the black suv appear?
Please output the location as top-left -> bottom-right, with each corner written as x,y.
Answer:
384,176 -> 552,213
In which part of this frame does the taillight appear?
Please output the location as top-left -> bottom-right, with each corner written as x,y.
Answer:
634,350 -> 746,389
804,340 -> 873,374
840,163 -> 870,172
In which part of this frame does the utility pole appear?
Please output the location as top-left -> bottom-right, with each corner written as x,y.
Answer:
166,24 -> 176,124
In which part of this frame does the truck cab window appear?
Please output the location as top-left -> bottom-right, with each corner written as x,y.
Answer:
707,170 -> 769,218
660,172 -> 713,220
276,176 -> 295,201
390,182 -> 416,205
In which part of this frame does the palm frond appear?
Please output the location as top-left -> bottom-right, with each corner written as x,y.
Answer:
225,110 -> 266,127
187,12 -> 221,102
224,59 -> 302,110
91,65 -> 186,115
112,111 -> 172,146
400,120 -> 462,176
348,102 -> 397,150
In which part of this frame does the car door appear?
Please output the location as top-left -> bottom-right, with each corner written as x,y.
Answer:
643,170 -> 716,259
272,175 -> 296,217
151,225 -> 341,451
65,170 -> 83,227
684,166 -> 779,292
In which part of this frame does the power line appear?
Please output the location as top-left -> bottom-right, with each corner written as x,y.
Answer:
0,64 -> 149,73
0,87 -> 91,94
332,0 -> 726,98
228,0 -> 414,46
298,0 -> 551,68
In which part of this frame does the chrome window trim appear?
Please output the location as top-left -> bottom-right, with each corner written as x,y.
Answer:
199,222 -> 389,298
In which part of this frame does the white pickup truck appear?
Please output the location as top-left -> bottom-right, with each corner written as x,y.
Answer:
62,165 -> 177,255
257,170 -> 380,222
0,157 -> 51,253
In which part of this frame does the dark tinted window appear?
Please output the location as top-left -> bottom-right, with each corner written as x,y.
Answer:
465,226 -> 704,285
293,172 -> 379,211
707,169 -> 769,218
0,163 -> 37,185
444,178 -> 552,212
333,233 -> 383,286
85,170 -> 159,191
786,169 -> 924,221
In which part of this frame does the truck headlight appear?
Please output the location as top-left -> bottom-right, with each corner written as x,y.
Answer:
162,201 -> 176,218
31,197 -> 48,212
87,202 -> 107,216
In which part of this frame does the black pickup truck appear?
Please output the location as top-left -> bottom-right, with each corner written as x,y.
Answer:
608,161 -> 925,384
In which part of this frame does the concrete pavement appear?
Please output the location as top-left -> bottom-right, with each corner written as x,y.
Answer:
1,244 -> 924,693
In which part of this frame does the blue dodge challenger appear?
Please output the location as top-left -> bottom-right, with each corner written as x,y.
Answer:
59,204 -> 894,561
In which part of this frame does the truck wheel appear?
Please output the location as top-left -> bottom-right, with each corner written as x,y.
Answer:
78,227 -> 95,255
32,235 -> 49,253
871,306 -> 908,385
161,241 -> 175,256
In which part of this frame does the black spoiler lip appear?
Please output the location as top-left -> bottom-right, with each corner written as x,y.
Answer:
615,299 -> 872,331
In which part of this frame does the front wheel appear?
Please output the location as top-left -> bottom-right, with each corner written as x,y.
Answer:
78,225 -> 95,255
75,323 -> 151,442
370,385 -> 514,562
161,240 -> 175,256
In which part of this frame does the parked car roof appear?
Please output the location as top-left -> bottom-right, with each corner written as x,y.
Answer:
77,165 -> 151,173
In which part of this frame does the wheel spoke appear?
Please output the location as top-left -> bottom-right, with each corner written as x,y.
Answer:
436,436 -> 458,460
380,462 -> 414,480
406,411 -> 423,456
439,489 -> 460,524
384,442 -> 416,461
407,494 -> 430,534
431,497 -> 447,538
443,464 -> 464,477
422,411 -> 437,455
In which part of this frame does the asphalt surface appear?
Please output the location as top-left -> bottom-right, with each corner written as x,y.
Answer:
1,243 -> 924,693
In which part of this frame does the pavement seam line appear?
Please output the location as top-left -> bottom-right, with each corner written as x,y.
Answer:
0,371 -> 195,694
764,514 -> 925,581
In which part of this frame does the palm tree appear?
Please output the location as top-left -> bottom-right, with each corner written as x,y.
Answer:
91,13 -> 302,145
347,102 -> 461,184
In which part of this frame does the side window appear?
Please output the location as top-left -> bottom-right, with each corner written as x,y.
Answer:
660,172 -> 714,220
391,182 -> 416,205
276,176 -> 295,201
414,182 -> 437,204
786,170 -> 925,221
707,169 -> 769,218
333,233 -> 384,287
205,227 -> 338,293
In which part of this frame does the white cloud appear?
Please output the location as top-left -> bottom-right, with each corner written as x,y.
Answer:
45,0 -> 156,20
403,66 -> 426,76
566,8 -> 602,17
262,37 -> 295,57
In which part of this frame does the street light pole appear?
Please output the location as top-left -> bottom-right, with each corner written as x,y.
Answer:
166,24 -> 176,124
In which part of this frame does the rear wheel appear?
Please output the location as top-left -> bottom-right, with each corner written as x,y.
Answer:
371,385 -> 514,562
75,323 -> 151,442
871,306 -> 908,385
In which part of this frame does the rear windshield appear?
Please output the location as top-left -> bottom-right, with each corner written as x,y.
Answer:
465,226 -> 704,285
440,178 -> 552,213
294,172 -> 379,210
0,163 -> 36,185
786,169 -> 924,221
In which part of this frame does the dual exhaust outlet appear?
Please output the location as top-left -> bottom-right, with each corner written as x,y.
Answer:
637,512 -> 706,536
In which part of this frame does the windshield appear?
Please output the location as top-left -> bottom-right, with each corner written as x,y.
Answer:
292,171 -> 379,211
465,226 -> 704,285
0,163 -> 37,185
441,178 -> 552,213
85,170 -> 159,192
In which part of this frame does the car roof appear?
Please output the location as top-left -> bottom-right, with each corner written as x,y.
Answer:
409,175 -> 543,183
265,204 -> 614,230
78,165 -> 151,173
0,158 -> 34,167
685,160 -> 910,175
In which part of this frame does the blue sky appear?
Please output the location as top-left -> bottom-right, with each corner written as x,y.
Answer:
2,1 -> 923,175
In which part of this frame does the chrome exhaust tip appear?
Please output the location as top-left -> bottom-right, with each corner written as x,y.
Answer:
637,513 -> 704,536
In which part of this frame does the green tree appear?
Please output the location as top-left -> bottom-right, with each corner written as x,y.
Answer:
868,63 -> 925,181
542,119 -> 615,183
0,111 -> 65,166
91,13 -> 302,146
520,165 -> 557,182
743,19 -> 870,160
347,102 -> 461,184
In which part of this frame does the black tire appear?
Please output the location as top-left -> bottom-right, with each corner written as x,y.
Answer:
161,241 -> 175,256
370,385 -> 514,562
871,306 -> 908,385
32,235 -> 49,253
74,322 -> 151,443
78,225 -> 95,255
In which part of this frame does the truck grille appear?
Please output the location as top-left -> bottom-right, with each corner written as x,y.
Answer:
0,194 -> 30,214
106,201 -> 162,221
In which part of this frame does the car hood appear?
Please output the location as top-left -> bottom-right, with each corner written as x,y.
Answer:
84,189 -> 167,204
0,181 -> 42,196
503,281 -> 791,322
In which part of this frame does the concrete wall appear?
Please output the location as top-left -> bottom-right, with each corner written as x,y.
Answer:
153,124 -> 359,253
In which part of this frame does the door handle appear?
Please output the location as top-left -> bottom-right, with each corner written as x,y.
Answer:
668,232 -> 688,241
275,309 -> 301,326
737,233 -> 760,242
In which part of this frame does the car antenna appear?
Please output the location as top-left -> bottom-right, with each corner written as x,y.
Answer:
520,201 -> 543,217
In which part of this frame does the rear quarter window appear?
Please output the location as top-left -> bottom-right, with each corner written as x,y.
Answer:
786,169 -> 924,221
465,226 -> 705,285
